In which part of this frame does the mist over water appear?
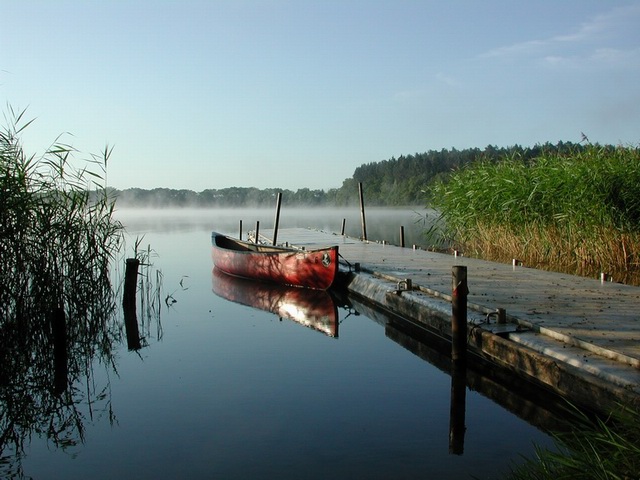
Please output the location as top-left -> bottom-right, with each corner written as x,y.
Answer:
116,206 -> 439,247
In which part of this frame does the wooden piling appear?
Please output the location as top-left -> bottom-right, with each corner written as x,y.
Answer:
341,218 -> 346,236
239,220 -> 243,240
255,221 -> 260,243
451,266 -> 468,365
400,226 -> 405,247
358,182 -> 367,241
123,258 -> 140,308
123,258 -> 141,350
272,192 -> 282,245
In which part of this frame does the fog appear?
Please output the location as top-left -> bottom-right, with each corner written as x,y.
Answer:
114,206 -> 440,247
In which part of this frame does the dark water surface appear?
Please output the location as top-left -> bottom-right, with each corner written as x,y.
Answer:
11,208 -> 554,479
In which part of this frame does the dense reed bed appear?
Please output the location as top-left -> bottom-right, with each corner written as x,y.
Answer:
428,145 -> 640,284
1,107 -> 124,322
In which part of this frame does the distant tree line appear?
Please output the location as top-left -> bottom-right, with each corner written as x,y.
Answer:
113,141 -> 595,208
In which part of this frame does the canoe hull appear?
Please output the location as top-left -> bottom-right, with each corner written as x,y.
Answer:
212,267 -> 338,337
211,232 -> 338,290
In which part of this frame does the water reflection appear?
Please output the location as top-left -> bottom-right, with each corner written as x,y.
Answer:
211,267 -> 339,338
0,278 -> 120,477
352,296 -> 568,456
0,255 -> 162,478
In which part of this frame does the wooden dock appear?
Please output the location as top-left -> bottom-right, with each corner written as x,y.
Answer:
265,227 -> 640,413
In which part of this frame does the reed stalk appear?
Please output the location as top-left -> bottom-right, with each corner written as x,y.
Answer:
0,107 -> 125,476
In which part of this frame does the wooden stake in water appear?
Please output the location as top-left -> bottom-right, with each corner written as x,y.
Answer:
123,258 -> 141,351
239,220 -> 243,240
123,258 -> 140,309
358,182 -> 367,241
450,266 -> 468,454
451,266 -> 468,365
400,225 -> 405,247
341,218 -> 346,236
272,192 -> 282,245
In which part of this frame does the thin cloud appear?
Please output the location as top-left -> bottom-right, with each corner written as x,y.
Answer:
434,72 -> 463,88
479,4 -> 640,65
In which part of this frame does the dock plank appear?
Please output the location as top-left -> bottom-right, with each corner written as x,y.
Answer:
268,228 -> 640,367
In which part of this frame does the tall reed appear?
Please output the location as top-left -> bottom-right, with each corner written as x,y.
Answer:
427,145 -> 640,283
0,107 -> 125,476
1,107 -> 123,318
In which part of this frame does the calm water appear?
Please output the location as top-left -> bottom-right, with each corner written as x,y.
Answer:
7,207 -> 555,479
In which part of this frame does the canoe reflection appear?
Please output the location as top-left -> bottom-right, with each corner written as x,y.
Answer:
212,267 -> 339,338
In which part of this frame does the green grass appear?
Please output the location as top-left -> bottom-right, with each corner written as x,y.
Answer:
427,144 -> 640,283
507,403 -> 640,480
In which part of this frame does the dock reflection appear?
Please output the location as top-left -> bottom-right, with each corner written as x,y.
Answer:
211,267 -> 339,338
348,295 -> 569,456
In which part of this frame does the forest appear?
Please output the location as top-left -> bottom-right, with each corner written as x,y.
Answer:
113,141 -> 595,207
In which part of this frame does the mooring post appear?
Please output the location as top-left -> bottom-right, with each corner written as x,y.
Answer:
451,266 -> 468,365
341,218 -> 346,236
123,258 -> 140,308
255,221 -> 260,244
123,258 -> 141,351
272,192 -> 282,245
450,264 -> 468,453
239,220 -> 243,240
400,225 -> 405,247
358,182 -> 367,241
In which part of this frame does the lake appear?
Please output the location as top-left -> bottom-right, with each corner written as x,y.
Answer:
3,207 -> 555,479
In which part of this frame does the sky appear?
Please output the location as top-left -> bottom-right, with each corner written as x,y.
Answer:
2,1 -> 639,191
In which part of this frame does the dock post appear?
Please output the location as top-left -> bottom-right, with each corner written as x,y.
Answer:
341,218 -> 346,236
358,182 -> 367,241
255,221 -> 260,244
400,226 -> 405,247
272,192 -> 282,245
239,220 -> 243,240
450,265 -> 468,453
451,266 -> 468,365
123,258 -> 142,351
123,258 -> 140,309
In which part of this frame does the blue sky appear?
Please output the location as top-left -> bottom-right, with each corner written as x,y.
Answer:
2,1 -> 639,191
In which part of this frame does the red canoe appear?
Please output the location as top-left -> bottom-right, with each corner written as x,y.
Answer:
212,267 -> 339,337
211,232 -> 339,290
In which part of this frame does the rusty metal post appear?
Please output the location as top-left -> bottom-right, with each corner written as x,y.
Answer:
451,266 -> 468,365
358,182 -> 367,241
